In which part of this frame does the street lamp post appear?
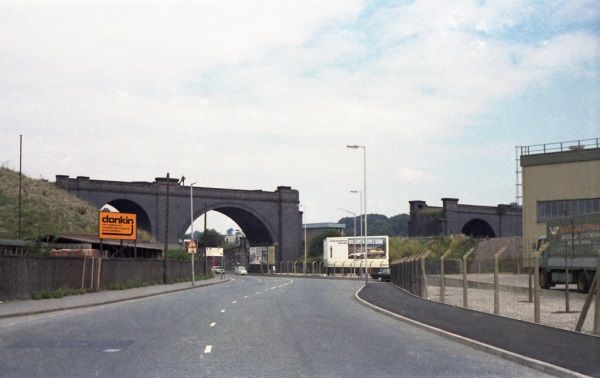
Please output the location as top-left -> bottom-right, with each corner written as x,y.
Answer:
347,145 -> 368,285
350,190 -> 363,260
300,204 -> 307,275
190,182 -> 198,286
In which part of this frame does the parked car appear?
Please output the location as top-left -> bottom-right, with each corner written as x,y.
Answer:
234,266 -> 248,275
210,266 -> 225,274
370,268 -> 391,282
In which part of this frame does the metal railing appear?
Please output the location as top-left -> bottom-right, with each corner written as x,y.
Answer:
520,138 -> 599,156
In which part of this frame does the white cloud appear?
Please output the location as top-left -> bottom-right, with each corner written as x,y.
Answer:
1,0 -> 598,230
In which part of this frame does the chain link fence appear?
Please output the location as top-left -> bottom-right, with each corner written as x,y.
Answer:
391,248 -> 599,335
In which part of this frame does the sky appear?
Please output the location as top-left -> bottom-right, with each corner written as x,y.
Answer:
1,0 -> 599,234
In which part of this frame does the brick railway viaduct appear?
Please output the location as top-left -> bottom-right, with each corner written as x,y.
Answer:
408,198 -> 522,238
55,175 -> 302,263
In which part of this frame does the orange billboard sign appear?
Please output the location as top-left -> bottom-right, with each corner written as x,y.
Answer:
99,211 -> 137,240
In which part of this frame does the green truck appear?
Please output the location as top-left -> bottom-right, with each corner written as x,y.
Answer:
537,212 -> 600,293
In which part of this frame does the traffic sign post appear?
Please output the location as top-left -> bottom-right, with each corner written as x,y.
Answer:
188,239 -> 197,286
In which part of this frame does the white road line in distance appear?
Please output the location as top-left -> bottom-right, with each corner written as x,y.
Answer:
210,322 -> 216,327
204,345 -> 212,354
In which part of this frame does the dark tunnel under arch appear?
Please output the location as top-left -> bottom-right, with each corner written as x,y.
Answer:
189,206 -> 276,247
461,218 -> 496,238
105,199 -> 152,234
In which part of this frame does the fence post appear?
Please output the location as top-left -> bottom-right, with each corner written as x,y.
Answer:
411,253 -> 421,296
96,257 -> 102,291
594,250 -> 600,335
534,243 -> 550,323
81,257 -> 87,291
90,257 -> 95,291
404,256 -> 411,291
494,246 -> 508,315
421,250 -> 432,299
462,248 -> 474,308
440,249 -> 451,303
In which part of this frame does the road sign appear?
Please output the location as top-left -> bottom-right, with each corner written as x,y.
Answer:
188,240 -> 197,248
187,239 -> 197,254
99,211 -> 137,240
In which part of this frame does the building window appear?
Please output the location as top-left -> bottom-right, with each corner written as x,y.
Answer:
537,198 -> 600,222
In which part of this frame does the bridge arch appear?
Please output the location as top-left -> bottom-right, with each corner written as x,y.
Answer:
461,218 -> 496,238
187,202 -> 277,247
105,199 -> 152,233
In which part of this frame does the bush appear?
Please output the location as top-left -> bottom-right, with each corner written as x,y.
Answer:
168,249 -> 192,261
389,236 -> 476,261
31,286 -> 86,300
108,279 -> 153,290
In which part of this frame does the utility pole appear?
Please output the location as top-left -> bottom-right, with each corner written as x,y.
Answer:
163,173 -> 170,284
18,135 -> 22,239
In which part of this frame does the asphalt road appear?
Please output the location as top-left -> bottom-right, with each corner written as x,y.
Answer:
0,277 -> 549,377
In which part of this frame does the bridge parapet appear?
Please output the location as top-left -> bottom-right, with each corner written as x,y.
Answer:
56,175 -> 298,202
451,204 -> 520,215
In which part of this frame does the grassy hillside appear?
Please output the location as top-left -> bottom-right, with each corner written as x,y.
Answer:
0,166 -> 101,240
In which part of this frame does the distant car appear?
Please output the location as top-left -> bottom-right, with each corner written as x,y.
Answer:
234,266 -> 248,275
211,266 -> 225,274
370,268 -> 391,282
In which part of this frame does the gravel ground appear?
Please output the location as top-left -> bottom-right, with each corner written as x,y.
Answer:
425,274 -> 598,335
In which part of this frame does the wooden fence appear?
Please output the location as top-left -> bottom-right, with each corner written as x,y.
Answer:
0,255 -> 207,301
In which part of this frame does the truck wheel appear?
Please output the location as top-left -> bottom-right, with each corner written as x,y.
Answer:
576,271 -> 589,294
539,270 -> 551,289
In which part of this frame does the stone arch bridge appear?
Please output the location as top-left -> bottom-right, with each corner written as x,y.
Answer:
55,175 -> 302,263
408,198 -> 522,238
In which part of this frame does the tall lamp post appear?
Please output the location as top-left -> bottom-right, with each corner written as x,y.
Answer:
190,182 -> 198,286
350,190 -> 363,259
347,145 -> 368,285
300,204 -> 307,275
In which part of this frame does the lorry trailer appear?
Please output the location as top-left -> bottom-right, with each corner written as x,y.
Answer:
536,212 -> 600,293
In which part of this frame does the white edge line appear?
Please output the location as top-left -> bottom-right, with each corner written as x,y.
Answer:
204,345 -> 212,354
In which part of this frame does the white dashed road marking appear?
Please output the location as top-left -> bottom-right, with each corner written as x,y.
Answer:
204,345 -> 212,354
